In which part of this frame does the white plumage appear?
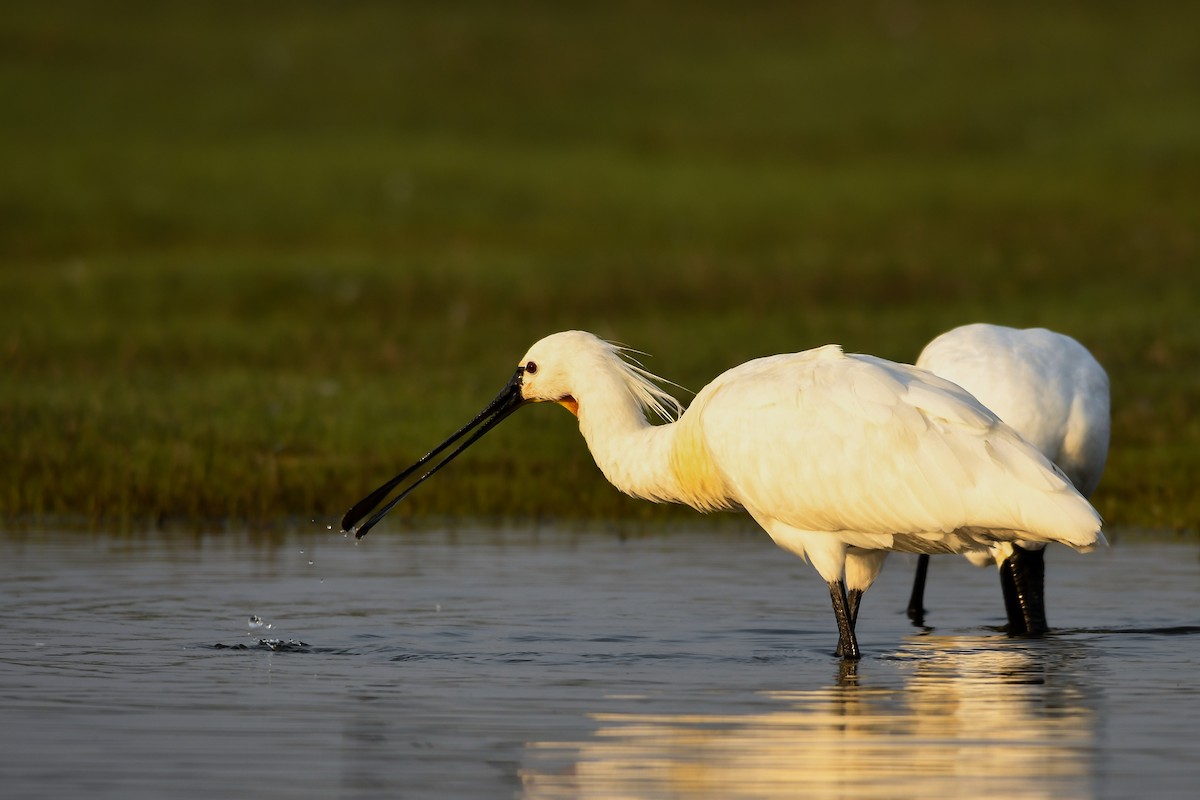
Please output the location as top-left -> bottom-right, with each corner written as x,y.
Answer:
907,323 -> 1110,630
513,330 -> 1104,657
916,324 -> 1110,503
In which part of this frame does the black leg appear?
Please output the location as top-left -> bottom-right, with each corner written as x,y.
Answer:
998,553 -> 1027,634
829,580 -> 861,660
847,587 -> 864,630
907,554 -> 929,624
999,544 -> 1048,636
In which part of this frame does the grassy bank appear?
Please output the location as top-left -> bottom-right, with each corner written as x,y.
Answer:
2,1 -> 1198,532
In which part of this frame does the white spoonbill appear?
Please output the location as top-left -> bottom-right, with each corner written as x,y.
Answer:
906,323 -> 1110,634
342,331 -> 1104,659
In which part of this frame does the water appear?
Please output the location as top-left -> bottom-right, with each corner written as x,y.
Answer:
1,527 -> 1197,799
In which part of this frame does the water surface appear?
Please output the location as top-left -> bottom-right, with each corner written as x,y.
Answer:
1,527 -> 1197,798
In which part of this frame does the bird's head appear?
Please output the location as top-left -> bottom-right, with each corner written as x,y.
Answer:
341,330 -> 681,538
515,330 -> 609,416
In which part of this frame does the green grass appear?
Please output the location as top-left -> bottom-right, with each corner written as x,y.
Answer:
2,1 -> 1198,532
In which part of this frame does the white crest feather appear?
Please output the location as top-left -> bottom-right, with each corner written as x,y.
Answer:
607,341 -> 688,423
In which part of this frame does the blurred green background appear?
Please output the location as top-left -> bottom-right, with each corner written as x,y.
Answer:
2,1 -> 1197,532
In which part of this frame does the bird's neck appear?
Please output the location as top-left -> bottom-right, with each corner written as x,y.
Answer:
572,372 -> 734,512
574,374 -> 687,506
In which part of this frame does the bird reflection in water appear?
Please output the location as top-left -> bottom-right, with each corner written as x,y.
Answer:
520,638 -> 1097,799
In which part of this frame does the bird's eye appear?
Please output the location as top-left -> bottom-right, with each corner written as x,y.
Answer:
525,361 -> 538,375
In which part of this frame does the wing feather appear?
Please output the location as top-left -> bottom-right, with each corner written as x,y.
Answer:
693,347 -> 1102,552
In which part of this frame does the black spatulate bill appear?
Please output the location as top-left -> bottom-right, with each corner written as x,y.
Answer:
341,367 -> 526,539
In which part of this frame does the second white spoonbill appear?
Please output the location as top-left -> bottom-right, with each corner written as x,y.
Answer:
342,331 -> 1105,659
906,323 -> 1111,634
